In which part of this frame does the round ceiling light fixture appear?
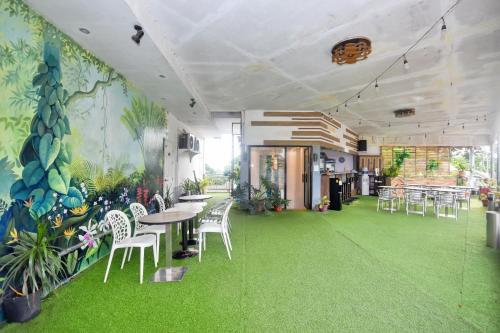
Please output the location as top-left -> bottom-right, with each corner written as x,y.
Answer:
331,36 -> 372,65
79,27 -> 90,34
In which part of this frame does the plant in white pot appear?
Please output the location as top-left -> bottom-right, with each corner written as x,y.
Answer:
0,219 -> 65,323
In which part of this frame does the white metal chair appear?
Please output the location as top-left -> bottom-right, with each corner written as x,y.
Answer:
377,189 -> 398,213
198,200 -> 233,262
103,210 -> 158,284
435,193 -> 458,220
456,190 -> 471,210
405,190 -> 427,216
129,203 -> 165,261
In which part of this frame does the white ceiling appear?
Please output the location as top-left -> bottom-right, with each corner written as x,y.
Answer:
26,0 -> 500,141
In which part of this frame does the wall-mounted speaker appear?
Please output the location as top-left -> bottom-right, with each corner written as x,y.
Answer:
357,140 -> 367,151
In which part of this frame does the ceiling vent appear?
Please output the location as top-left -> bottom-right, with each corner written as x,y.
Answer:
393,108 -> 415,118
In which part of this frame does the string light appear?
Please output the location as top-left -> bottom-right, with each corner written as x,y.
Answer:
336,107 -> 339,113
357,93 -> 362,102
476,115 -> 479,121
462,123 -> 465,129
374,79 -> 379,93
388,122 -> 391,127
442,129 -> 445,134
403,55 -> 410,70
417,123 -> 421,128
447,120 -> 450,126
440,17 -> 447,41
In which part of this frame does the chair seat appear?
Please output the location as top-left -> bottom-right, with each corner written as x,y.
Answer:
136,225 -> 165,235
116,234 -> 156,248
198,223 -> 223,233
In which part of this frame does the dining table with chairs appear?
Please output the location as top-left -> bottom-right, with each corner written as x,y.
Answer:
102,193 -> 234,284
377,183 -> 472,219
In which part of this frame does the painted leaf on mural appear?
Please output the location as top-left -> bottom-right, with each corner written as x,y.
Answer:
30,189 -> 57,218
39,133 -> 60,170
48,167 -> 68,194
22,160 -> 44,187
61,187 -> 84,208
10,179 -> 30,201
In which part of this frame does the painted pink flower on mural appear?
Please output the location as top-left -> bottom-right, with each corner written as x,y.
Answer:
78,220 -> 99,250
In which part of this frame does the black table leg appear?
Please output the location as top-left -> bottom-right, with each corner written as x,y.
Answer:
173,220 -> 198,259
187,218 -> 198,245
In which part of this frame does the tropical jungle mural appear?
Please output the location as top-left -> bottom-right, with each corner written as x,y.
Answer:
0,0 -> 167,287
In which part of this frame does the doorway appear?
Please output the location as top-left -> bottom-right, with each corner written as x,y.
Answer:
249,146 -> 311,209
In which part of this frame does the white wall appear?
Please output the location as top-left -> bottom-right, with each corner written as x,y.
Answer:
164,112 -> 204,198
321,149 -> 354,173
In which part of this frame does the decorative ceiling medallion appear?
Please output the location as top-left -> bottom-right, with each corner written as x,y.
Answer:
393,108 -> 416,118
331,36 -> 372,65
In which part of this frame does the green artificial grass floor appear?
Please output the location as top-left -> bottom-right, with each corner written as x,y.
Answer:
3,194 -> 500,332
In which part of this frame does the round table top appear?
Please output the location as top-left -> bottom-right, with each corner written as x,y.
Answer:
139,211 -> 196,225
174,201 -> 207,208
179,194 -> 212,201
167,205 -> 204,214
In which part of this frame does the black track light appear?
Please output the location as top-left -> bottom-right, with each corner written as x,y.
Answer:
131,25 -> 144,45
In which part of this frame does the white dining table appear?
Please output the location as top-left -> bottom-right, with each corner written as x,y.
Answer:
166,202 -> 206,257
179,194 -> 213,201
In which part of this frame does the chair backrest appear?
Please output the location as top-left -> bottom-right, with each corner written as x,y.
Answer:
438,192 -> 456,205
130,203 -> 148,234
379,189 -> 393,199
105,210 -> 131,244
408,190 -> 425,202
154,193 -> 166,212
456,191 -> 468,200
221,200 -> 234,230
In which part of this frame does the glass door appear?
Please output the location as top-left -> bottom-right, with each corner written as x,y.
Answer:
249,147 -> 285,198
303,147 -> 311,209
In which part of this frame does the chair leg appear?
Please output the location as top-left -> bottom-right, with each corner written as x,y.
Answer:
377,199 -> 380,212
120,248 -> 128,269
139,247 -> 144,284
104,248 -> 115,283
127,247 -> 133,262
156,233 -> 161,263
222,232 -> 231,260
152,243 -> 158,267
198,232 -> 203,262
203,233 -> 207,251
225,231 -> 233,251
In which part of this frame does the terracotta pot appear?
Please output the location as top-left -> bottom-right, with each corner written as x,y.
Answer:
274,206 -> 282,212
320,205 -> 329,212
482,199 -> 489,207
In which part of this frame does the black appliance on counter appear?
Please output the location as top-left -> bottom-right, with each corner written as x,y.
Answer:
329,178 -> 342,211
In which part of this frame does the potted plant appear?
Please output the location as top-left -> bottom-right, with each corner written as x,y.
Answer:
249,185 -> 267,213
382,149 -> 410,185
0,220 -> 65,323
452,156 -> 469,178
268,190 -> 290,212
181,179 -> 197,196
318,196 -> 330,212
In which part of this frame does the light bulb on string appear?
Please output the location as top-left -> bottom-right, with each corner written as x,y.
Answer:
476,115 -> 479,121
388,122 -> 391,128
403,55 -> 410,71
357,93 -> 362,103
440,17 -> 447,41
375,79 -> 379,94
484,114 -> 487,121
447,120 -> 450,126
442,129 -> 445,135
417,123 -> 421,128
358,119 -> 362,126
336,107 -> 339,113
424,133 -> 427,139
462,123 -> 465,129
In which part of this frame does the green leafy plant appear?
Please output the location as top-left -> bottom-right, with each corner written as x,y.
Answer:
9,40 -> 83,219
163,185 -> 174,209
452,156 -> 469,172
267,189 -> 290,208
198,177 -> 211,194
426,159 -> 439,175
382,149 -> 410,177
0,219 -> 65,297
181,179 -> 197,195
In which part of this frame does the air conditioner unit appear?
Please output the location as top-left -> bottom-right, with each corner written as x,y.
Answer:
178,133 -> 195,150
